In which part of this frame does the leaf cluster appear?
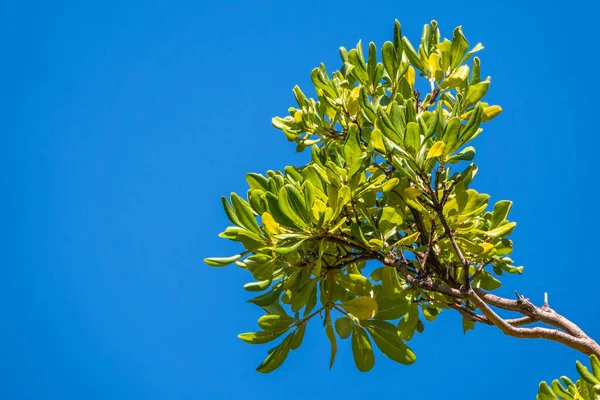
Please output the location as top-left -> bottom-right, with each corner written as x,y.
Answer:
538,355 -> 600,400
206,20 -> 521,373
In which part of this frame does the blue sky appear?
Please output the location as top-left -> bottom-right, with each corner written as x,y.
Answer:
4,1 -> 599,398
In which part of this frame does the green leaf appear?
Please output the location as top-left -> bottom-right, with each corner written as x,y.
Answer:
358,87 -> 376,123
247,284 -> 282,307
379,207 -> 403,238
381,41 -> 398,81
447,146 -> 476,164
244,279 -> 271,292
402,36 -> 425,72
326,317 -> 337,369
577,361 -> 600,385
379,177 -> 399,192
335,317 -> 354,339
290,324 -> 306,350
464,43 -> 485,64
311,66 -> 336,98
246,173 -> 269,191
537,382 -> 559,400
474,270 -> 502,290
328,217 -> 347,233
286,184 -> 309,221
231,193 -> 261,234
462,317 -> 475,334
459,103 -> 484,145
422,307 -> 439,322
590,355 -> 600,380
343,124 -> 363,176
238,328 -> 290,344
351,326 -> 375,372
278,186 -> 308,228
221,196 -> 242,227
366,320 -> 416,365
258,314 -> 295,331
292,280 -> 317,312
204,254 -> 242,267
485,221 -> 516,238
464,79 -> 490,108
382,266 -> 404,299
491,200 -> 513,229
303,283 -> 318,318
367,42 -> 377,86
397,303 -> 419,341
393,20 -> 403,56
256,332 -> 294,373
450,26 -> 469,68
348,48 -> 369,85
237,230 -> 266,251
550,380 -> 574,399
336,274 -> 373,297
377,106 -> 401,143
341,296 -> 378,320
442,117 -> 461,153
392,232 -> 420,247
271,239 -> 306,255
404,122 -> 420,154
266,192 -> 298,229
374,297 -> 410,320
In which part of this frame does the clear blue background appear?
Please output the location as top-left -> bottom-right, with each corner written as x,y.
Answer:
4,1 -> 599,398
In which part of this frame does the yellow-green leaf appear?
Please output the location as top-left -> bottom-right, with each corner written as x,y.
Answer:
256,333 -> 294,373
479,243 -> 496,257
238,329 -> 289,344
328,216 -> 347,233
482,105 -> 502,122
426,141 -> 446,159
380,177 -> 399,192
406,65 -> 416,88
428,53 -> 442,79
341,296 -> 378,320
371,128 -> 386,153
392,232 -> 420,247
382,266 -> 404,299
261,212 -> 280,236
205,254 -> 242,267
442,65 -> 470,89
336,274 -> 373,297
243,279 -> 271,292
485,222 -> 516,238
404,187 -> 420,200
258,314 -> 295,331
335,317 -> 354,339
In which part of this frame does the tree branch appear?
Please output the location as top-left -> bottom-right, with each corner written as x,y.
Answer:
379,256 -> 600,357
469,289 -> 600,357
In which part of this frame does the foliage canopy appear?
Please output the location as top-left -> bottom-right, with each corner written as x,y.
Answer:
206,20 -> 600,398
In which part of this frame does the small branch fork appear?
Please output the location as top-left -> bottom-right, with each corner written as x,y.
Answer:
318,207 -> 600,358
382,256 -> 600,357
316,228 -> 600,357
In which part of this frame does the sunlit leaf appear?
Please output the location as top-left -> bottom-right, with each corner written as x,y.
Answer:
341,296 -> 378,320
